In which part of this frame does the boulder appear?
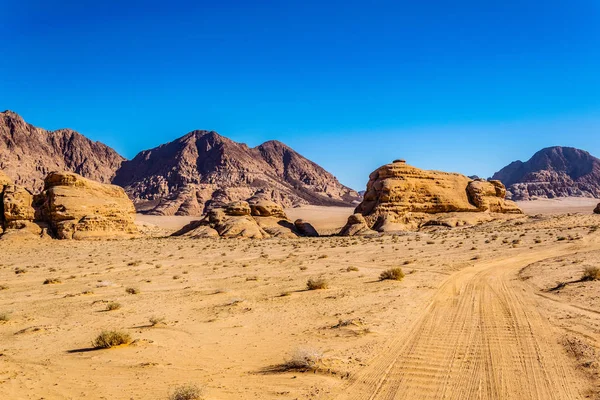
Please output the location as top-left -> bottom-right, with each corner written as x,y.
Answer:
594,203 -> 600,214
225,201 -> 252,216
36,172 -> 138,239
248,198 -> 287,218
294,219 -> 319,237
339,214 -> 377,236
350,160 -> 523,232
3,185 -> 35,223
466,180 -> 522,213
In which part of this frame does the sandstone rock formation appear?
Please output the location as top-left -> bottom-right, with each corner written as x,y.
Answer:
173,199 -> 310,239
347,160 -> 522,233
1,171 -> 137,240
492,147 -> 600,200
339,214 -> 377,236
113,130 -> 360,215
294,219 -> 319,237
0,111 -> 124,192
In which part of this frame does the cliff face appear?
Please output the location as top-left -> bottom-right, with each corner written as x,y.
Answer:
113,130 -> 360,215
492,147 -> 600,200
0,111 -> 124,192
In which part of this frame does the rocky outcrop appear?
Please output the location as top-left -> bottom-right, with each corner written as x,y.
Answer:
113,130 -> 360,215
466,180 -> 522,213
1,171 -> 138,240
492,147 -> 600,200
347,160 -> 522,233
595,203 -> 600,214
0,111 -> 124,193
294,219 -> 319,237
172,199 -> 312,239
339,214 -> 377,236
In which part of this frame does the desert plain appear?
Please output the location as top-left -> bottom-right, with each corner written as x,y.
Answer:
1,200 -> 599,400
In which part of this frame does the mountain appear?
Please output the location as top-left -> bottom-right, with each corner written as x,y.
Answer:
112,130 -> 360,215
0,111 -> 124,192
492,146 -> 600,200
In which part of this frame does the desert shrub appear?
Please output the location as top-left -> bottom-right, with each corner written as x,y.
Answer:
169,384 -> 205,400
281,347 -> 325,371
149,316 -> 165,326
346,266 -> 359,272
92,330 -> 131,348
0,313 -> 9,323
106,302 -> 121,311
306,278 -> 328,290
43,278 -> 61,285
379,267 -> 405,281
125,287 -> 140,294
582,266 -> 600,281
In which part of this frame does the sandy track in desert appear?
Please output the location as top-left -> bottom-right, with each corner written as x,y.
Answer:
340,240 -> 600,400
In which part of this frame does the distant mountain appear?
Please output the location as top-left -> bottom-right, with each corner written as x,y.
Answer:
492,146 -> 600,200
112,130 -> 360,215
0,111 -> 124,192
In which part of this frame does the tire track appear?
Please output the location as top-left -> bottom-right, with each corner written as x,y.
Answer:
338,248 -> 598,400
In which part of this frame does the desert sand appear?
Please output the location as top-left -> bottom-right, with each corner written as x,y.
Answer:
1,203 -> 599,399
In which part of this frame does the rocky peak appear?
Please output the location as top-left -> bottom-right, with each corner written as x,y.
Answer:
492,146 -> 600,200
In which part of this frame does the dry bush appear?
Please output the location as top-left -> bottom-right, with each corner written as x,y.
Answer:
92,330 -> 131,348
149,316 -> 165,326
43,278 -> 61,284
125,287 -> 140,294
346,266 -> 359,272
106,302 -> 121,311
169,384 -> 205,400
582,266 -> 600,281
379,267 -> 405,281
307,278 -> 328,290
281,347 -> 325,371
0,313 -> 9,323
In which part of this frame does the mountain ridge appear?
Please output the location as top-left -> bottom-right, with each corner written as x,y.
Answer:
492,146 -> 600,200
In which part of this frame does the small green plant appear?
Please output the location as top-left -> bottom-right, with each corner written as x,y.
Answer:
169,384 -> 205,400
92,330 -> 131,348
379,267 -> 405,281
106,302 -> 121,311
306,278 -> 329,290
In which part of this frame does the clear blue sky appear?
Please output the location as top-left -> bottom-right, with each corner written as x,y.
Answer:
2,1 -> 599,190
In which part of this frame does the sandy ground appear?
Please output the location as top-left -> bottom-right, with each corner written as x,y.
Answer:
516,197 -> 599,215
1,207 -> 600,399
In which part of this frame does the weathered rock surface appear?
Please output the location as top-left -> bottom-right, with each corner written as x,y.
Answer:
1,171 -> 138,240
37,172 -> 138,239
348,160 -> 522,233
492,147 -> 600,200
294,219 -> 319,237
0,111 -> 124,193
172,199 -> 316,239
594,203 -> 600,214
113,130 -> 360,215
339,214 -> 377,236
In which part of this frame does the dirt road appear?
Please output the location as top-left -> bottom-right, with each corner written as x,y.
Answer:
339,245 -> 598,400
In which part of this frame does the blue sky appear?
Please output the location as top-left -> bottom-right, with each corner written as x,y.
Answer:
2,0 -> 599,190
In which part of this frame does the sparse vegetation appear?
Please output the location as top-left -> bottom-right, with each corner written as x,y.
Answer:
125,287 -> 140,294
379,267 -> 405,281
149,316 -> 165,326
582,266 -> 600,281
169,384 -> 205,400
43,278 -> 61,285
106,302 -> 121,311
92,330 -> 131,348
280,347 -> 325,371
0,312 -> 10,323
306,278 -> 329,290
